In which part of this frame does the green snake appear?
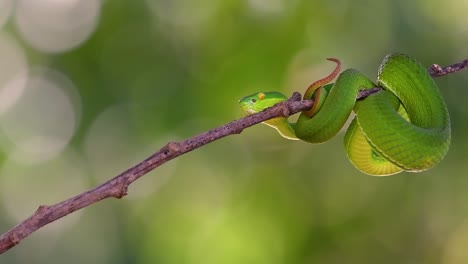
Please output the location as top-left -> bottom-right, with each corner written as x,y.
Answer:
239,53 -> 451,176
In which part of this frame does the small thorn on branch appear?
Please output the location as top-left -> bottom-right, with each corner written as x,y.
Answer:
36,205 -> 49,213
111,181 -> 129,199
167,142 -> 181,153
9,233 -> 20,245
279,92 -> 310,116
289,92 -> 302,101
162,142 -> 181,156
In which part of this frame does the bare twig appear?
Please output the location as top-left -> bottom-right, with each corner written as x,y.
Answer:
428,58 -> 468,77
0,92 -> 312,254
0,58 -> 466,254
356,58 -> 468,99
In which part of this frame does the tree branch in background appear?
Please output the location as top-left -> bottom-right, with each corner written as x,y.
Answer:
0,57 -> 466,254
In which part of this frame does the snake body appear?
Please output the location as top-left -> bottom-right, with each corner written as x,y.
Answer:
239,53 -> 450,176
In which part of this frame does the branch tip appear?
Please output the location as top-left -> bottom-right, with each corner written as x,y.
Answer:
430,64 -> 444,75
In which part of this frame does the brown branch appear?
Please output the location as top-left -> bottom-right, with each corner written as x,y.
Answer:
355,58 -> 468,99
0,58 -> 466,254
0,92 -> 312,254
428,58 -> 468,77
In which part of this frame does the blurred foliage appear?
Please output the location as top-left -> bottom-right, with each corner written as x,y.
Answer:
1,0 -> 468,263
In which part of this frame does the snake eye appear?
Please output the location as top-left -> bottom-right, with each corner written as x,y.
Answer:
258,92 -> 265,100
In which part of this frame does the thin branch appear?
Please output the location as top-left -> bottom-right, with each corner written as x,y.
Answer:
355,58 -> 468,99
0,92 -> 312,254
428,58 -> 468,77
0,58 -> 466,255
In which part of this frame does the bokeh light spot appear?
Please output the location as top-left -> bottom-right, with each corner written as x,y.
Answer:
443,222 -> 468,264
83,103 -> 178,191
189,212 -> 286,264
0,67 -> 81,163
0,148 -> 86,223
0,148 -> 87,260
147,0 -> 221,28
0,32 -> 28,115
14,0 -> 101,53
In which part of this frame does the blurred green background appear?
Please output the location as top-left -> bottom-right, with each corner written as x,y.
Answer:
1,0 -> 468,263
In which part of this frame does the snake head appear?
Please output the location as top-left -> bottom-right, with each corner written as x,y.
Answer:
239,92 -> 288,115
